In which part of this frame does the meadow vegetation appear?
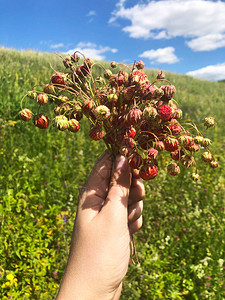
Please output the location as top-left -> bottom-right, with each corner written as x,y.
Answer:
0,47 -> 225,299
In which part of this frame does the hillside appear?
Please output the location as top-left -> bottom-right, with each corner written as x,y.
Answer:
1,47 -> 224,137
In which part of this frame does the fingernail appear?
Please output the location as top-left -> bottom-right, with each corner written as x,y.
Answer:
115,155 -> 127,172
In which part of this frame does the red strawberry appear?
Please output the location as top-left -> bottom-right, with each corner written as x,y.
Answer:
167,162 -> 180,176
164,137 -> 179,152
82,98 -> 94,112
155,141 -> 165,151
161,85 -> 176,100
68,119 -> 80,133
51,73 -> 67,85
127,127 -> 136,139
33,114 -> 49,129
147,148 -> 158,159
158,105 -> 173,121
129,152 -> 143,169
37,93 -> 48,106
140,164 -> 158,180
170,149 -> 184,161
122,137 -> 136,149
127,108 -> 142,125
89,125 -> 104,141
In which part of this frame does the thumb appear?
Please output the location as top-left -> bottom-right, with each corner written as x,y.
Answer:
77,150 -> 113,220
101,155 -> 132,221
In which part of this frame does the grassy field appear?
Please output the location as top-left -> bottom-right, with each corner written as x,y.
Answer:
0,47 -> 225,299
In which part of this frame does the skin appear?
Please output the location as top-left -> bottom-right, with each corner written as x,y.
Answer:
56,151 -> 145,300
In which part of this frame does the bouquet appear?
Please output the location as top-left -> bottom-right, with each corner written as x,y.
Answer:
19,52 -> 218,181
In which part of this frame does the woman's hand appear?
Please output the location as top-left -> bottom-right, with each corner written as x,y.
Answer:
57,151 -> 145,300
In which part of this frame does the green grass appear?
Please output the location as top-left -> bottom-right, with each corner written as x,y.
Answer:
0,47 -> 225,299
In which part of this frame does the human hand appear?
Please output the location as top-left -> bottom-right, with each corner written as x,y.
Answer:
56,151 -> 145,300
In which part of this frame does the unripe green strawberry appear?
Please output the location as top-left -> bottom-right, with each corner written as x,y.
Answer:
157,70 -> 165,79
180,154 -> 194,168
204,116 -> 215,128
154,88 -> 164,98
94,105 -> 110,121
143,106 -> 157,120
33,114 -> 49,129
201,138 -> 211,147
73,103 -> 82,112
84,57 -> 94,68
110,61 -> 117,68
201,151 -> 213,162
37,94 -> 48,106
167,162 -> 180,176
168,100 -> 177,109
68,119 -> 80,133
194,136 -> 204,144
104,69 -> 112,79
174,109 -> 182,119
191,173 -> 200,181
136,60 -> 145,70
19,109 -> 32,121
27,91 -> 37,100
53,115 -> 69,131
107,93 -> 118,102
43,84 -> 56,95
210,160 -> 218,168
54,106 -> 61,116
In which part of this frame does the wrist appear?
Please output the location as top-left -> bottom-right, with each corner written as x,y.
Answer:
56,273 -> 116,300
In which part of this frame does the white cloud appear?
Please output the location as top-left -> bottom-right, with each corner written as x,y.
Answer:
67,42 -> 118,61
50,43 -> 64,49
186,63 -> 225,81
139,47 -> 179,64
186,34 -> 225,51
110,0 -> 225,51
87,10 -> 96,17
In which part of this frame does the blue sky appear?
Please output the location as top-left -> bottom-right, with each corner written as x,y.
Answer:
1,0 -> 225,81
